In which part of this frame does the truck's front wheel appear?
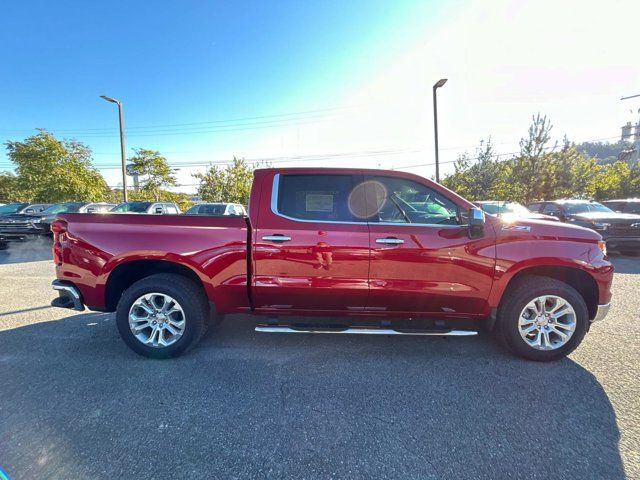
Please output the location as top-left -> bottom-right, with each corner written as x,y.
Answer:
497,276 -> 588,361
115,273 -> 208,359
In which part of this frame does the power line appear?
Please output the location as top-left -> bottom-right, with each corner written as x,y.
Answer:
0,105 -> 361,135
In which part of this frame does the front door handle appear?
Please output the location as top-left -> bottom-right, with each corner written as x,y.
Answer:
262,234 -> 292,242
376,237 -> 404,245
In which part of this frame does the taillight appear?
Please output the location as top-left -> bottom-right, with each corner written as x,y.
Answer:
51,219 -> 68,266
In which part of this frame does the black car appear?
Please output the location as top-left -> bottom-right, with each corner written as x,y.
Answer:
602,199 -> 640,215
0,202 -> 114,242
527,200 -> 640,253
0,202 -> 51,216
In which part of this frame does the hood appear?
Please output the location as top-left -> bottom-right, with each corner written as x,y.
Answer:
494,216 -> 601,242
568,211 -> 640,223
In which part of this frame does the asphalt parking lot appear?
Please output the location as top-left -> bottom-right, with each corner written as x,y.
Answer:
0,240 -> 638,479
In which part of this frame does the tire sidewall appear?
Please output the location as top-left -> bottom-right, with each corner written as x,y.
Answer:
116,277 -> 204,358
500,281 -> 588,361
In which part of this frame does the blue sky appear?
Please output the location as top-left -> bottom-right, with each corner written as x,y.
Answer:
0,0 -> 448,181
1,0 -> 638,190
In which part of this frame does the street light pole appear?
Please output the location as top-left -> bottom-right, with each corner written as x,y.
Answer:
100,95 -> 128,202
432,78 -> 448,183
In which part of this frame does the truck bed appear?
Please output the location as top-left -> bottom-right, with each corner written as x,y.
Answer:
54,213 -> 250,312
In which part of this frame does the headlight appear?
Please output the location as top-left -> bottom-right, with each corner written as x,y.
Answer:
591,222 -> 610,230
597,240 -> 607,256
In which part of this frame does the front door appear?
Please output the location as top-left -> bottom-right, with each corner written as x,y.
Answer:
363,174 -> 495,316
252,172 -> 371,313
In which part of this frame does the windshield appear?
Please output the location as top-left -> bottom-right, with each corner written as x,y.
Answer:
0,203 -> 28,214
111,202 -> 151,213
564,202 -> 613,214
43,203 -> 84,214
479,202 -> 531,216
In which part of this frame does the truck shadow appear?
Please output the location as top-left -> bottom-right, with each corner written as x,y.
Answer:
0,312 -> 625,480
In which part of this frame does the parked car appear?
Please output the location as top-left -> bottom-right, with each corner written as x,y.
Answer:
0,202 -> 51,216
184,202 -> 247,216
602,199 -> 640,215
527,200 -> 640,253
51,168 -> 612,362
474,201 -> 558,221
110,201 -> 181,214
0,202 -> 115,242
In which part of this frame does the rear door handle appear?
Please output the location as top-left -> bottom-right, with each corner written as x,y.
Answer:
376,237 -> 404,244
262,234 -> 292,242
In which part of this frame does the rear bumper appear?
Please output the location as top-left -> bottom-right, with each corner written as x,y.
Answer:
51,280 -> 85,311
592,303 -> 610,323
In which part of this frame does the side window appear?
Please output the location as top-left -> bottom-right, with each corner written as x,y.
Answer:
542,204 -> 561,216
528,202 -> 542,213
364,176 -> 459,225
623,203 -> 640,214
166,205 -> 178,214
277,174 -> 358,222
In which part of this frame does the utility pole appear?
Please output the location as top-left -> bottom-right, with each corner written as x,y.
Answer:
100,95 -> 128,202
433,79 -> 448,182
621,93 -> 640,165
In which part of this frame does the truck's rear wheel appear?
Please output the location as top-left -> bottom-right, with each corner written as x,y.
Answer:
497,276 -> 588,361
116,273 -> 208,358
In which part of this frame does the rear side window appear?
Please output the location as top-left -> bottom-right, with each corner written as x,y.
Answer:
623,202 -> 640,214
165,204 -> 179,214
277,174 -> 358,222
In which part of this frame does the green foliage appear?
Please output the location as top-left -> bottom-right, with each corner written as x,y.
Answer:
442,116 -> 640,203
193,157 -> 264,205
128,148 -> 177,201
0,173 -> 23,202
576,140 -> 633,164
4,130 -> 110,202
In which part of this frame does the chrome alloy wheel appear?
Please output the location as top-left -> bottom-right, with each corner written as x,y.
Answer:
128,293 -> 186,348
518,295 -> 576,351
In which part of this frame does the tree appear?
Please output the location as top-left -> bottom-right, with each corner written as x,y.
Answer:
0,172 -> 23,202
510,114 -> 555,203
5,130 -> 110,202
128,148 -> 177,201
193,157 -> 261,205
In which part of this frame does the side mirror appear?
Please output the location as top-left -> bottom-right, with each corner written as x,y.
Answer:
154,207 -> 163,214
468,207 -> 485,239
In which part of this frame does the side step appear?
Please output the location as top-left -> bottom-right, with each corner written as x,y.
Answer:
255,325 -> 477,336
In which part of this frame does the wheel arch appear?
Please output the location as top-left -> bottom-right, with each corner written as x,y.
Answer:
105,259 -> 207,312
498,265 -> 599,322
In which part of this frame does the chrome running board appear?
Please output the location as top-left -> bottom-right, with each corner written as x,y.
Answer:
255,326 -> 477,336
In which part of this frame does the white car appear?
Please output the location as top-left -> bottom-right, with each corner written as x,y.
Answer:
111,201 -> 182,214
184,202 -> 246,216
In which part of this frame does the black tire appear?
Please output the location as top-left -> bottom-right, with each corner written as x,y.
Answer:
116,273 -> 209,359
496,275 -> 588,362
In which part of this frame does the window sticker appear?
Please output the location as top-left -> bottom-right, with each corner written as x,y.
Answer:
306,193 -> 334,212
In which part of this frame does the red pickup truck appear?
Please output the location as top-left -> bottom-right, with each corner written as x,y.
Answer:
50,168 -> 613,361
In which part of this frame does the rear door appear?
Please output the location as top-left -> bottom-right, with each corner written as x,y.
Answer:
252,172 -> 370,313
364,174 -> 496,316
